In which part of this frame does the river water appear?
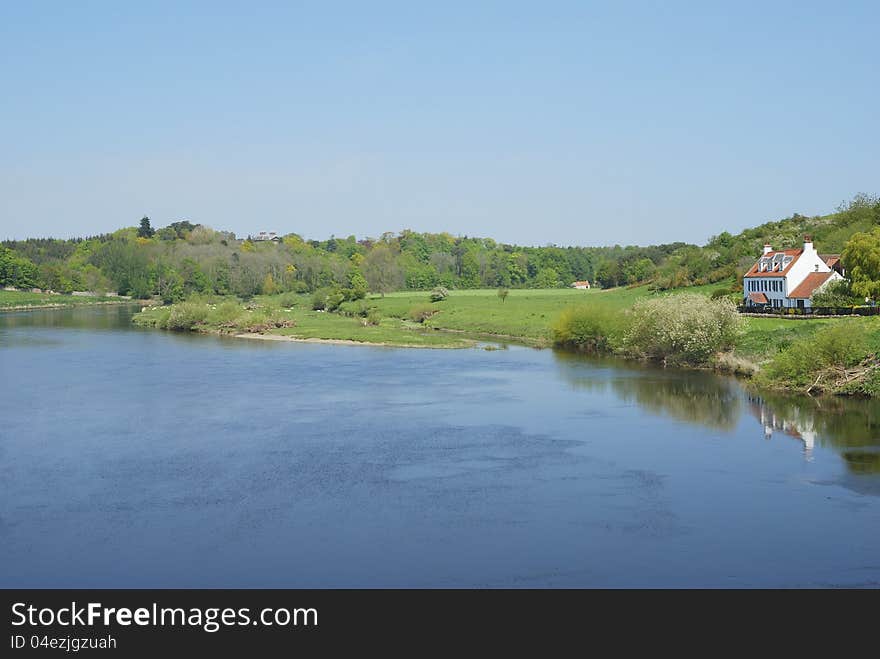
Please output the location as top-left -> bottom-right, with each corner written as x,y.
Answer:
2,306 -> 879,587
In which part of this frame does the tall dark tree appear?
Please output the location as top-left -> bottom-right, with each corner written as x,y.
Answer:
138,216 -> 155,238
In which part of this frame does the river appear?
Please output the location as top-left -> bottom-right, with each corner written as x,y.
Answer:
2,306 -> 879,587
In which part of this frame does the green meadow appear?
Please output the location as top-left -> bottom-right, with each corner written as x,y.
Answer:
0,290 -> 127,309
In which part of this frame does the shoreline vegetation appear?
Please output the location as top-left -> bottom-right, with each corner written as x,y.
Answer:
131,284 -> 880,398
0,289 -> 144,311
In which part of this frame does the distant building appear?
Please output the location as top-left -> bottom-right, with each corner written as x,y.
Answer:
742,236 -> 845,309
252,231 -> 281,242
571,280 -> 591,290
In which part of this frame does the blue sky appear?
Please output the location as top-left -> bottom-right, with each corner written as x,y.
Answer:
1,1 -> 877,245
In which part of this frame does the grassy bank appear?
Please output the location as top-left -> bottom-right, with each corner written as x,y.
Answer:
338,286 -> 667,346
132,286 -> 686,349
132,293 -> 476,348
132,284 -> 880,395
0,290 -> 134,310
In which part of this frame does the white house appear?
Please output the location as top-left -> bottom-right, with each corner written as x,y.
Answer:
742,236 -> 845,309
571,280 -> 591,289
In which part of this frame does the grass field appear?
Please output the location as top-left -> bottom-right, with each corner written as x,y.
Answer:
132,282 -> 864,362
342,283 -> 730,346
345,286 -> 650,343
0,290 -> 127,309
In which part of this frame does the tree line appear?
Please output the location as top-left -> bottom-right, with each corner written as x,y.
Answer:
2,193 -> 878,300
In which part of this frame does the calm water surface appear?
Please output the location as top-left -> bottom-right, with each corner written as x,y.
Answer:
2,306 -> 880,587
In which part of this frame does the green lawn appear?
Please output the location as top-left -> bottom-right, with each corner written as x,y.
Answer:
0,290 -> 125,308
133,281 -> 862,363
341,283 -> 728,345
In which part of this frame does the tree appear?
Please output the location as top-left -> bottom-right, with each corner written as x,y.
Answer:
624,258 -> 656,284
154,264 -> 184,304
811,280 -> 859,307
362,244 -> 403,297
0,246 -> 39,288
348,272 -> 368,300
842,227 -> 880,300
262,273 -> 277,295
535,267 -> 559,288
497,288 -> 509,303
594,259 -> 622,288
138,216 -> 155,238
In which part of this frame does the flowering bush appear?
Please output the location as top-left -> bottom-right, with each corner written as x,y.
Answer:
622,294 -> 743,365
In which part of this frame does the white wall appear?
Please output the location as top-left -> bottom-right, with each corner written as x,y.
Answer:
785,242 -> 830,295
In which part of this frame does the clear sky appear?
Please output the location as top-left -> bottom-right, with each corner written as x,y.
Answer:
1,1 -> 877,246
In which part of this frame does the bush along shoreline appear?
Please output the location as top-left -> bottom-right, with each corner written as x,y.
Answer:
551,293 -> 880,397
552,293 -> 744,366
135,286 -> 880,397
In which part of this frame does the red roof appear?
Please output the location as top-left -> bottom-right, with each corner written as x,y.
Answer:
748,292 -> 769,304
821,254 -> 841,269
788,272 -> 834,299
744,249 -> 803,278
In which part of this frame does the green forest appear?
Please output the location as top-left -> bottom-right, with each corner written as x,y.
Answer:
3,194 -> 879,301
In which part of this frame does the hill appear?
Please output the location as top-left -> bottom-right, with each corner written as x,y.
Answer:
2,194 -> 878,300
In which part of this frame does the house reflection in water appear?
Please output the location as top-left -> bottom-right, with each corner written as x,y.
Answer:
747,394 -> 816,460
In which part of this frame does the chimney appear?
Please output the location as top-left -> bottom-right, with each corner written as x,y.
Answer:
763,244 -> 772,255
803,235 -> 814,252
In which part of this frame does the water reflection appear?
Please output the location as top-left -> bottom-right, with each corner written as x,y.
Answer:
0,304 -> 141,332
553,352 -> 741,430
554,351 -> 880,475
748,392 -> 880,474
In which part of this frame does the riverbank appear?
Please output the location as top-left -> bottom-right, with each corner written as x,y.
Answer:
0,289 -> 145,311
131,296 -> 477,348
130,286 -> 880,396
232,332 -> 476,349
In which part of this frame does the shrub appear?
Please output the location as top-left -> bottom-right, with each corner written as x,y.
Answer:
811,280 -> 860,307
408,304 -> 437,323
348,273 -> 368,300
132,306 -> 170,328
360,309 -> 382,326
325,289 -> 345,311
240,310 -> 296,333
166,301 -> 210,331
208,300 -> 243,326
311,288 -> 329,311
349,301 -> 370,318
760,322 -> 871,390
279,292 -> 298,309
551,305 -> 621,352
622,293 -> 743,365
429,286 -> 449,302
